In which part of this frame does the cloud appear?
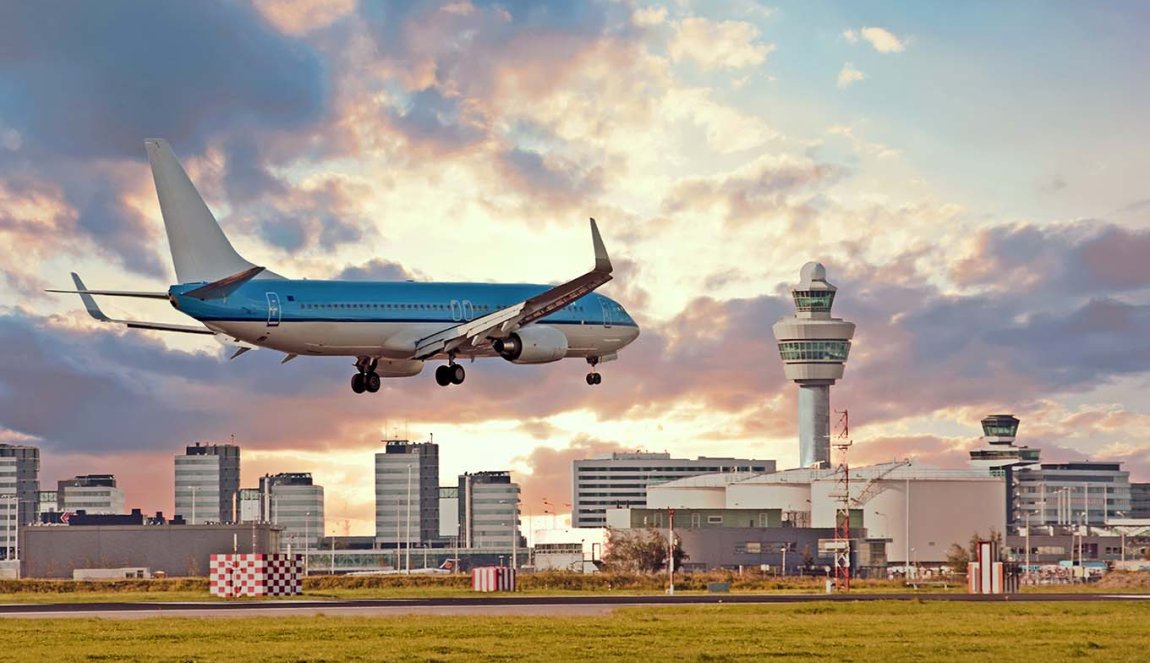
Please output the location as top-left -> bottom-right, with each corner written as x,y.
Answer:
950,222 -> 1150,295
844,26 -> 907,53
838,62 -> 865,88
492,148 -> 604,211
0,1 -> 327,159
336,259 -> 418,282
632,6 -> 668,26
669,17 -> 774,70
661,155 -> 846,225
860,27 -> 908,53
513,435 -> 628,514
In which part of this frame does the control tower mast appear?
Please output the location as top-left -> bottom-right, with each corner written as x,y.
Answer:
772,262 -> 856,469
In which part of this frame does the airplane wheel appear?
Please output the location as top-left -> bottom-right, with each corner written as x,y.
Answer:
365,373 -> 381,393
351,373 -> 366,394
586,373 -> 601,386
435,365 -> 452,387
593,373 -> 602,385
450,364 -> 466,385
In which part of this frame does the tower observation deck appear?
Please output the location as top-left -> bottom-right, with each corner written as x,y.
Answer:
772,262 -> 856,469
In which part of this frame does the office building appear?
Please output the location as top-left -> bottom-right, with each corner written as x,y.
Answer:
1015,462 -> 1132,527
260,473 -> 324,550
58,475 -> 125,515
572,452 -> 775,528
458,471 -> 519,550
0,443 -> 40,556
771,262 -> 856,469
174,443 -> 240,524
375,440 -> 439,546
1132,483 -> 1150,519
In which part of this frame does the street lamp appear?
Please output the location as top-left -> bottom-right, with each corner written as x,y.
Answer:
780,544 -> 788,577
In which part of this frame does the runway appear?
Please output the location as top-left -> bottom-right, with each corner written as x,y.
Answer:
0,593 -> 1144,619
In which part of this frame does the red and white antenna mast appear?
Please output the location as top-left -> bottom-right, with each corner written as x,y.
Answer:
832,410 -> 852,591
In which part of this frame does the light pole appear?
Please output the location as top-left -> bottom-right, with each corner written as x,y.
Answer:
904,477 -> 911,577
191,485 -> 197,525
668,508 -> 675,596
304,511 -> 311,577
405,463 -> 412,574
330,529 -> 336,575
780,544 -> 788,577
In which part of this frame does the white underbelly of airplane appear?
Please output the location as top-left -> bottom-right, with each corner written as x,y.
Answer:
209,320 -> 633,359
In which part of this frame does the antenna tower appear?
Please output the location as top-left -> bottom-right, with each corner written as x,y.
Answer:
832,409 -> 852,591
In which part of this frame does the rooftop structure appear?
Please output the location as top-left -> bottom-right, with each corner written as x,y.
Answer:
771,262 -> 856,469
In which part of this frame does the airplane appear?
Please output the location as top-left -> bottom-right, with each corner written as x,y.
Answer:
50,139 -> 640,394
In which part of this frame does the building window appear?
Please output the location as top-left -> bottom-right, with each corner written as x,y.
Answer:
707,515 -> 723,525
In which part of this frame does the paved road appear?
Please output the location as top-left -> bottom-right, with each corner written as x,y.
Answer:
0,593 -> 1145,619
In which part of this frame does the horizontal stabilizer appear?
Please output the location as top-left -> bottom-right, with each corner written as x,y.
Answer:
62,273 -> 215,336
182,266 -> 266,300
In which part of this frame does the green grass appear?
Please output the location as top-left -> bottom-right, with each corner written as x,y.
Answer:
0,601 -> 1148,661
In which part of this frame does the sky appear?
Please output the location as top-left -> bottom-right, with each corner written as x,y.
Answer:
1,0 -> 1148,536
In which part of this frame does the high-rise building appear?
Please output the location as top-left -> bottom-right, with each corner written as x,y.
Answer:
967,414 -> 1041,531
174,443 -> 240,524
572,452 -> 776,528
458,471 -> 519,550
57,475 -> 125,515
0,443 -> 39,555
1015,462 -> 1132,527
1132,483 -> 1150,519
772,262 -> 856,469
375,440 -> 439,546
260,473 -> 325,550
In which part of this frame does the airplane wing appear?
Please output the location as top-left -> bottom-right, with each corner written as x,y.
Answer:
412,218 -> 613,360
61,273 -> 216,336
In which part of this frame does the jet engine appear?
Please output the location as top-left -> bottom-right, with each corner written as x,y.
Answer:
492,325 -> 569,364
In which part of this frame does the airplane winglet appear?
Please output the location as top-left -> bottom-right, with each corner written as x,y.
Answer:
71,273 -> 111,322
590,218 -> 612,274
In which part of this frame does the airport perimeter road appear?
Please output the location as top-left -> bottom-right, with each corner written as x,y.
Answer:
0,593 -> 1146,619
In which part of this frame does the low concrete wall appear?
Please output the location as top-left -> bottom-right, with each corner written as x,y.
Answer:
22,524 -> 281,578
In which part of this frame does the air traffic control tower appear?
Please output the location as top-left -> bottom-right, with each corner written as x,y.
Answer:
772,262 -> 856,469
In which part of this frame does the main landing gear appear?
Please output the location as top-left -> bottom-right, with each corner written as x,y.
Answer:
586,356 -> 602,386
351,357 -> 381,394
434,358 -> 466,387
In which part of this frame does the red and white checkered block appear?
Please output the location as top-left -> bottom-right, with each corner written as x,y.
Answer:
209,553 -> 303,597
471,566 -> 516,592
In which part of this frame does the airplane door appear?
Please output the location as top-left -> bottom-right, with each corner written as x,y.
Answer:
266,292 -> 281,327
600,299 -> 612,328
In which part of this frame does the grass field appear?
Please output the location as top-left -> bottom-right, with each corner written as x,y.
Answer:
0,601 -> 1147,661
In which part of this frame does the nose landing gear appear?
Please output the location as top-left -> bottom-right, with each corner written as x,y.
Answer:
586,356 -> 602,386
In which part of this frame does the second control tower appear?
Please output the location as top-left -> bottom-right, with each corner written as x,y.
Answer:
772,262 -> 856,468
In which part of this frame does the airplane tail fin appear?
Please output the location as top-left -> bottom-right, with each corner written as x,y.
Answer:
145,139 -> 278,284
